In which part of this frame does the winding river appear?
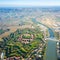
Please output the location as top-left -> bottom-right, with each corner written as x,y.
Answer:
32,18 -> 57,60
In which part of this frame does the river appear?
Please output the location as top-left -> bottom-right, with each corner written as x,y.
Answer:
32,18 -> 57,60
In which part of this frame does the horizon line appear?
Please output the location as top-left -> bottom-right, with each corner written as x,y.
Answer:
0,6 -> 60,8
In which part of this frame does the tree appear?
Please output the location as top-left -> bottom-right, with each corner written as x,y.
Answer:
10,33 -> 15,38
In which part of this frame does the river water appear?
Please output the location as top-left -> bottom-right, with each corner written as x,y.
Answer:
45,27 -> 57,60
32,18 -> 57,60
45,40 -> 57,60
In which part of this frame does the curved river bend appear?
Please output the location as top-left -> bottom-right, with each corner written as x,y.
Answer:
32,18 -> 57,60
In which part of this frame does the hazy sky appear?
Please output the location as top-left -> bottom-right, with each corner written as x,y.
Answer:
0,0 -> 60,7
